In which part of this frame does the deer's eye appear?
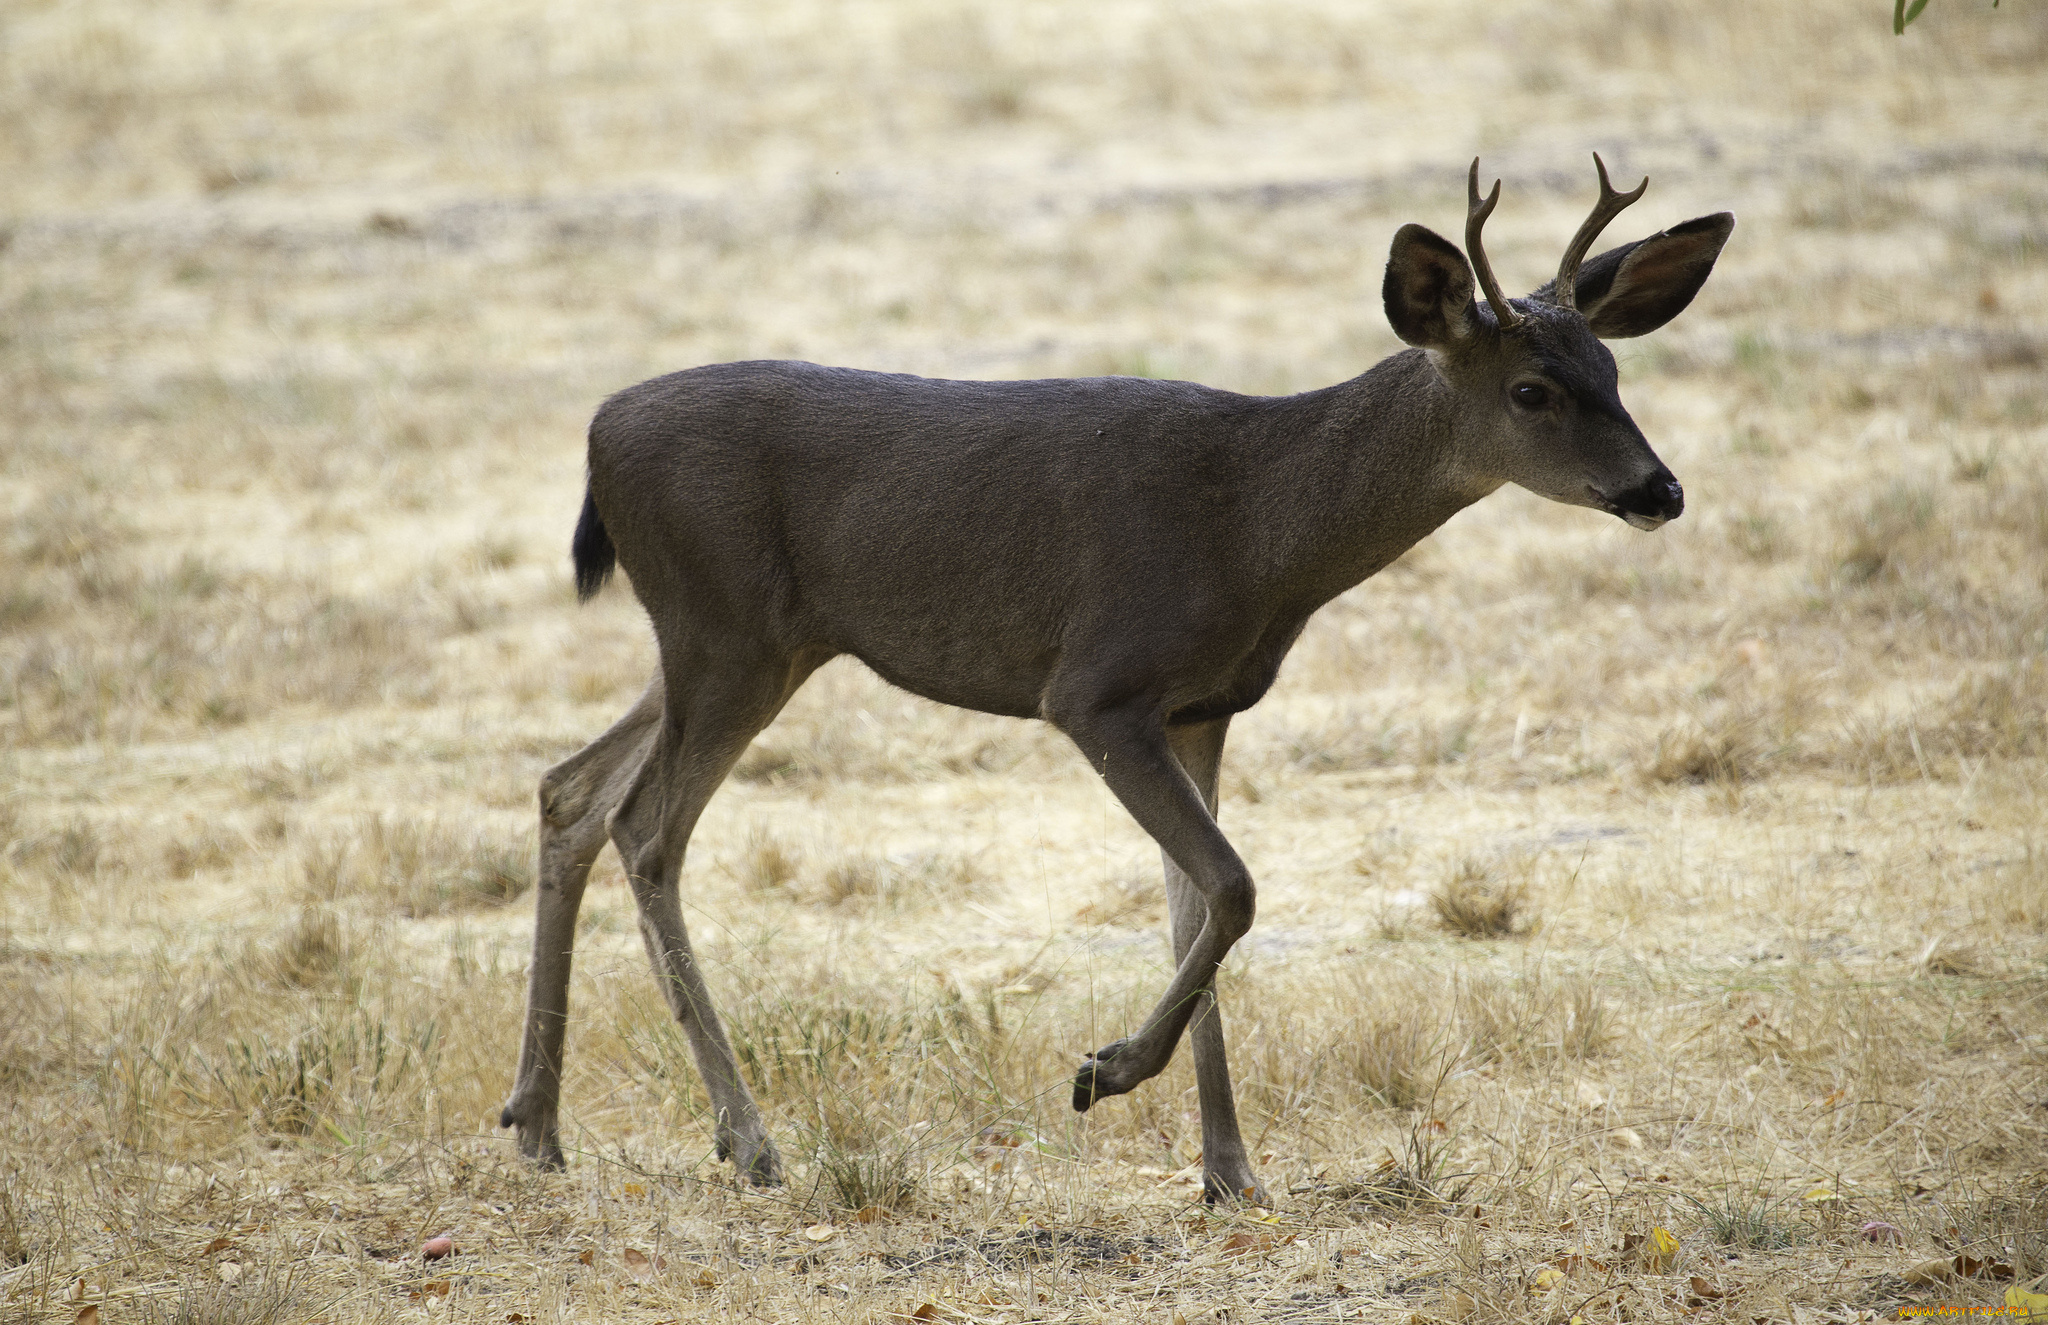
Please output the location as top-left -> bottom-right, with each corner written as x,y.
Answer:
1512,383 -> 1550,409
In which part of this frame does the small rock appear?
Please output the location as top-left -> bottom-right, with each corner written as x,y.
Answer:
422,1235 -> 456,1261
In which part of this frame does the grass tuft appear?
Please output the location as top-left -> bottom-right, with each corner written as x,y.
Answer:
1431,858 -> 1531,938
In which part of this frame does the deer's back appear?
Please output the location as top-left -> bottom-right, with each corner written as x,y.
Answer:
587,360 -> 1286,717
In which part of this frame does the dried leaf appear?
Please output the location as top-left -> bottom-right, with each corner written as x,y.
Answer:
1689,1276 -> 1725,1300
1220,1229 -> 1292,1257
1644,1226 -> 1680,1272
907,1306 -> 940,1322
1802,1185 -> 1840,1204
692,1267 -> 719,1289
855,1206 -> 888,1224
1529,1267 -> 1567,1293
408,1280 -> 451,1301
805,1223 -> 838,1243
2005,1286 -> 2048,1321
622,1247 -> 665,1278
1548,1254 -> 1610,1276
1904,1256 -> 1959,1286
576,1249 -> 595,1266
622,1182 -> 647,1199
75,1308 -> 99,1325
202,1237 -> 234,1255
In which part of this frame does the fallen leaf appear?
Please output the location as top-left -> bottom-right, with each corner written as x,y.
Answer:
1622,1227 -> 1681,1272
1802,1186 -> 1840,1204
408,1280 -> 451,1301
1220,1229 -> 1293,1257
805,1224 -> 837,1243
622,1247 -> 665,1278
905,1306 -> 940,1322
1529,1267 -> 1566,1293
575,1249 -> 595,1266
692,1267 -> 719,1289
855,1206 -> 888,1224
506,1315 -> 529,1323
622,1182 -> 647,1199
216,1262 -> 243,1284
1548,1253 -> 1610,1276
202,1237 -> 234,1255
1904,1256 -> 1958,1286
75,1309 -> 99,1325
1689,1276 -> 1725,1301
2005,1285 -> 2048,1321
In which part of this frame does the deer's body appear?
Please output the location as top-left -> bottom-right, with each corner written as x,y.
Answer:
588,354 -> 1467,728
501,159 -> 1733,1203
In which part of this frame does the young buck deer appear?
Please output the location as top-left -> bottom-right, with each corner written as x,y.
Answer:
501,156 -> 1732,1202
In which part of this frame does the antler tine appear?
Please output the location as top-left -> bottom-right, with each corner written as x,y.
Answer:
1465,159 -> 1522,331
1553,152 -> 1648,312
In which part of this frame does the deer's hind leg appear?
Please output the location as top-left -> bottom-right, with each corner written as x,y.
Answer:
607,648 -> 814,1186
501,674 -> 665,1170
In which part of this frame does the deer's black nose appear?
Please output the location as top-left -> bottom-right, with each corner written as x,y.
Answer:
1615,472 -> 1684,524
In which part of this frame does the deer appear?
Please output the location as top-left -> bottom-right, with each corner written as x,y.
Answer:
499,156 -> 1733,1204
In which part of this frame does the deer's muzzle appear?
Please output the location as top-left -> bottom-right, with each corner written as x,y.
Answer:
1601,473 -> 1685,531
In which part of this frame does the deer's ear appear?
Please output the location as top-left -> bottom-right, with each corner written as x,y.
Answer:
1383,224 -> 1480,349
1566,213 -> 1734,339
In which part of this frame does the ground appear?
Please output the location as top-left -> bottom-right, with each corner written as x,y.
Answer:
2,1 -> 2046,1322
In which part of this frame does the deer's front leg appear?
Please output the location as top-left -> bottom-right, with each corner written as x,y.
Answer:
1058,702 -> 1256,1113
1156,717 -> 1266,1204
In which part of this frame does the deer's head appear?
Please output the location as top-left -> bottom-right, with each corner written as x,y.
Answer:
1382,156 -> 1733,530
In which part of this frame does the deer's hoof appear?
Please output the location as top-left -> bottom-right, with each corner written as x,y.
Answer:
714,1128 -> 784,1187
500,1096 -> 566,1171
1072,1040 -> 1133,1112
737,1136 -> 785,1188
1202,1170 -> 1271,1206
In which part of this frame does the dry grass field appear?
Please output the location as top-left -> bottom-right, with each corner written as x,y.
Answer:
4,1 -> 2047,1321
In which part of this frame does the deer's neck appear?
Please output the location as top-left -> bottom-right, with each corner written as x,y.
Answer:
1240,349 -> 1490,611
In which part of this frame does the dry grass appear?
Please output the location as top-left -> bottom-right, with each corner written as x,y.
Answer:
5,0 -> 2048,1321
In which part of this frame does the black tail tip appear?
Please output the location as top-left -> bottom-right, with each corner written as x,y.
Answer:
570,489 -> 616,602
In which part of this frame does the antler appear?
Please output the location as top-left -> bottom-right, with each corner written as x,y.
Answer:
1552,152 -> 1648,312
1466,159 -> 1522,331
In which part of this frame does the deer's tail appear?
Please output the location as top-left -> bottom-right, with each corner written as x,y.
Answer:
571,483 -> 615,602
